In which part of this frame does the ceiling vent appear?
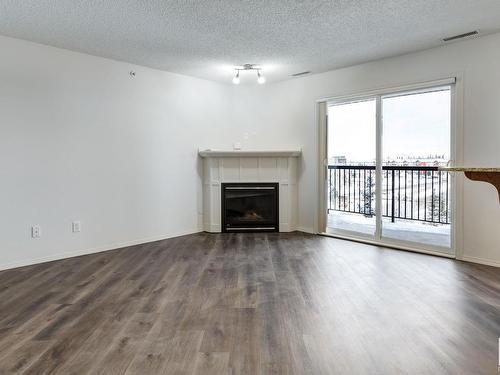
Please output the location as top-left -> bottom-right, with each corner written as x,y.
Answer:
442,30 -> 478,42
291,71 -> 311,77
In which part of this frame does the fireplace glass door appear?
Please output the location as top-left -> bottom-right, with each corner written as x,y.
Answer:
222,183 -> 279,232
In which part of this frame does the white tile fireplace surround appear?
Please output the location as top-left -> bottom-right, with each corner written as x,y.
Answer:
199,149 -> 302,232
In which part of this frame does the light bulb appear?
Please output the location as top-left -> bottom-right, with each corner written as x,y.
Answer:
257,71 -> 266,84
232,71 -> 240,84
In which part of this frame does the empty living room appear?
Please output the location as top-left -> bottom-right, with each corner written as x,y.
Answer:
2,1 -> 500,374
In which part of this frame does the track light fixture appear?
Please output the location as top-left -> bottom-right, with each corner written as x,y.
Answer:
232,64 -> 266,84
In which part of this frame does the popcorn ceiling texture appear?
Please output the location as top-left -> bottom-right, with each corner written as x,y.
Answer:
0,0 -> 500,83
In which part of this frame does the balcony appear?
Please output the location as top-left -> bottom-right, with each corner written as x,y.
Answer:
327,165 -> 451,248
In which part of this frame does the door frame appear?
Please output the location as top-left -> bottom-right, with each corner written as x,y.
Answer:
316,76 -> 464,258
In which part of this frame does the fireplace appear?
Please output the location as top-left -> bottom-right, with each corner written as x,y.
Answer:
222,182 -> 279,232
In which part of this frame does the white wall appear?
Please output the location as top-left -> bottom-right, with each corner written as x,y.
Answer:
0,35 -> 237,270
2,32 -> 500,270
232,32 -> 500,266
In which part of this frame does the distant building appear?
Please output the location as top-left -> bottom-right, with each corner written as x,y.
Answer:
329,156 -> 347,165
384,153 -> 449,167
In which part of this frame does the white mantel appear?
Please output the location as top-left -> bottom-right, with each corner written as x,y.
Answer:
199,149 -> 302,158
199,148 -> 302,233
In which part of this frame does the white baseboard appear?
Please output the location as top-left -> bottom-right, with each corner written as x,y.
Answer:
460,255 -> 500,268
296,227 -> 315,234
319,233 -> 500,268
6,229 -> 497,272
0,228 -> 202,271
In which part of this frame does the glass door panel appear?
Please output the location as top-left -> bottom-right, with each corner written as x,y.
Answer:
327,99 -> 377,237
381,88 -> 452,251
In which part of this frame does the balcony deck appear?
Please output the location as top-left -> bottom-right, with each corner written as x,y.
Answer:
327,210 -> 451,248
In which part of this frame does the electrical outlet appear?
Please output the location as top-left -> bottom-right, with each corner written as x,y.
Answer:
31,225 -> 41,238
72,221 -> 81,233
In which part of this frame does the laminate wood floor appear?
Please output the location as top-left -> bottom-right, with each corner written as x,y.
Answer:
1,232 -> 499,374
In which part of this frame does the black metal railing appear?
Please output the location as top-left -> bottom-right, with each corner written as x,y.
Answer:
328,165 -> 451,224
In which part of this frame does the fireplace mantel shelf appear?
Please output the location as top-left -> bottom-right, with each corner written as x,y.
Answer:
198,149 -> 302,158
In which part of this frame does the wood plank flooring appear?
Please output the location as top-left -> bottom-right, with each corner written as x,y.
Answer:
0,232 -> 499,374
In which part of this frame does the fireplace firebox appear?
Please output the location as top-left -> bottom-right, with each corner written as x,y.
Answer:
222,183 -> 279,232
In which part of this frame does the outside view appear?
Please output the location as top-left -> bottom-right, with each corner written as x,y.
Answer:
327,88 -> 451,249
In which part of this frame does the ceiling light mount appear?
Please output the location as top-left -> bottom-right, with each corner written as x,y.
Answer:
232,64 -> 266,84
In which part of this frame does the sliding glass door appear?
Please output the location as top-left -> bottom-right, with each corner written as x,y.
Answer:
325,83 -> 454,255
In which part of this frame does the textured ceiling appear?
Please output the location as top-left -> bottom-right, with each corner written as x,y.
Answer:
1,1 -> 500,84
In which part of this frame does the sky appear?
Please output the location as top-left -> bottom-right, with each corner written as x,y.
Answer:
327,88 -> 451,163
